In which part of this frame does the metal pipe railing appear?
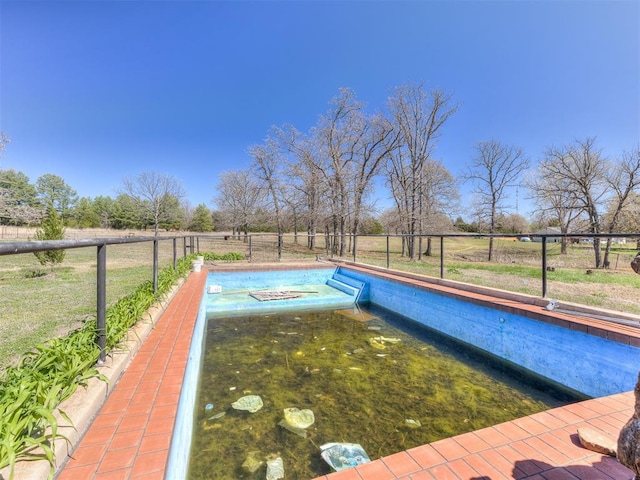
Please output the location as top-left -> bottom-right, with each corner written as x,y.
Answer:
0,234 -> 199,361
2,231 -> 639,361
367,232 -> 640,298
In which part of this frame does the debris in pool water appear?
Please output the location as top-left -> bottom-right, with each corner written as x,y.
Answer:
204,403 -> 214,413
284,408 -> 315,428
278,407 -> 315,438
231,395 -> 264,413
265,456 -> 284,480
368,336 -> 402,349
241,451 -> 263,473
404,419 -> 421,428
278,419 -> 308,438
378,336 -> 401,344
376,354 -> 387,357
208,411 -> 226,421
320,442 -> 371,471
229,386 -> 237,391
367,326 -> 382,331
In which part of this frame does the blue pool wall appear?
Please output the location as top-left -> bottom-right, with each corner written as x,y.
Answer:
337,266 -> 640,398
204,267 -> 357,314
206,267 -> 336,290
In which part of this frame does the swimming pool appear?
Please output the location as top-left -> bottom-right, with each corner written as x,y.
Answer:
190,306 -> 584,478
165,264 -> 640,479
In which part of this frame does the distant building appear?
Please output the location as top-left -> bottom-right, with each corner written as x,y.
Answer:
573,236 -> 627,245
532,227 -> 562,243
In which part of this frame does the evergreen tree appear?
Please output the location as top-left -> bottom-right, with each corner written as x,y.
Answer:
35,173 -> 78,221
189,203 -> 214,232
33,204 -> 66,269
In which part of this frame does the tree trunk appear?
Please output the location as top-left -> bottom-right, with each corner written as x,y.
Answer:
602,238 -> 612,268
592,240 -> 602,268
424,237 -> 432,256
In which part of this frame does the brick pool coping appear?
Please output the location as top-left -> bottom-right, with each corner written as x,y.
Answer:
55,264 -> 636,480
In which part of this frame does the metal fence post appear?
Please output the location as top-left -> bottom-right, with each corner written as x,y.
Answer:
97,243 -> 107,363
249,235 -> 253,262
278,233 -> 282,261
153,238 -> 159,293
386,235 -> 390,269
541,236 -> 548,298
440,236 -> 444,279
173,238 -> 177,270
183,236 -> 187,258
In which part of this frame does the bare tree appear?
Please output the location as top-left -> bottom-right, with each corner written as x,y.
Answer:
121,171 -> 185,236
601,145 -> 640,262
315,87 -> 366,256
524,163 -> 582,254
464,140 -> 529,261
536,138 -> 608,267
497,213 -> 529,234
419,159 -> 459,256
350,112 -> 399,257
276,124 -> 327,250
213,169 -> 266,240
0,132 -> 10,164
386,83 -> 458,260
613,192 -> 640,248
249,132 -> 287,235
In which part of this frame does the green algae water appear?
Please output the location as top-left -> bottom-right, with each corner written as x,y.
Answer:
187,305 -> 583,479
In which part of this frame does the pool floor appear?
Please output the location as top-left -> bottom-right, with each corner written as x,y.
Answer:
57,268 -> 636,480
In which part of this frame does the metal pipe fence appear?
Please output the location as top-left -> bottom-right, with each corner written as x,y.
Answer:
243,231 -> 640,303
1,231 -> 638,364
0,235 -> 199,362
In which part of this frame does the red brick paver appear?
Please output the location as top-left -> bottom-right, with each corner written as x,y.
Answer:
58,272 -> 206,480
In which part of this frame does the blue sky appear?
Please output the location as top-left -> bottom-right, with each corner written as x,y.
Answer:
1,0 -> 638,218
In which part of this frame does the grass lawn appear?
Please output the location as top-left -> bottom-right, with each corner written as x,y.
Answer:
0,240 -> 177,370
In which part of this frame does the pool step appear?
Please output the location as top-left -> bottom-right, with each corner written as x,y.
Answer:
327,273 -> 365,302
